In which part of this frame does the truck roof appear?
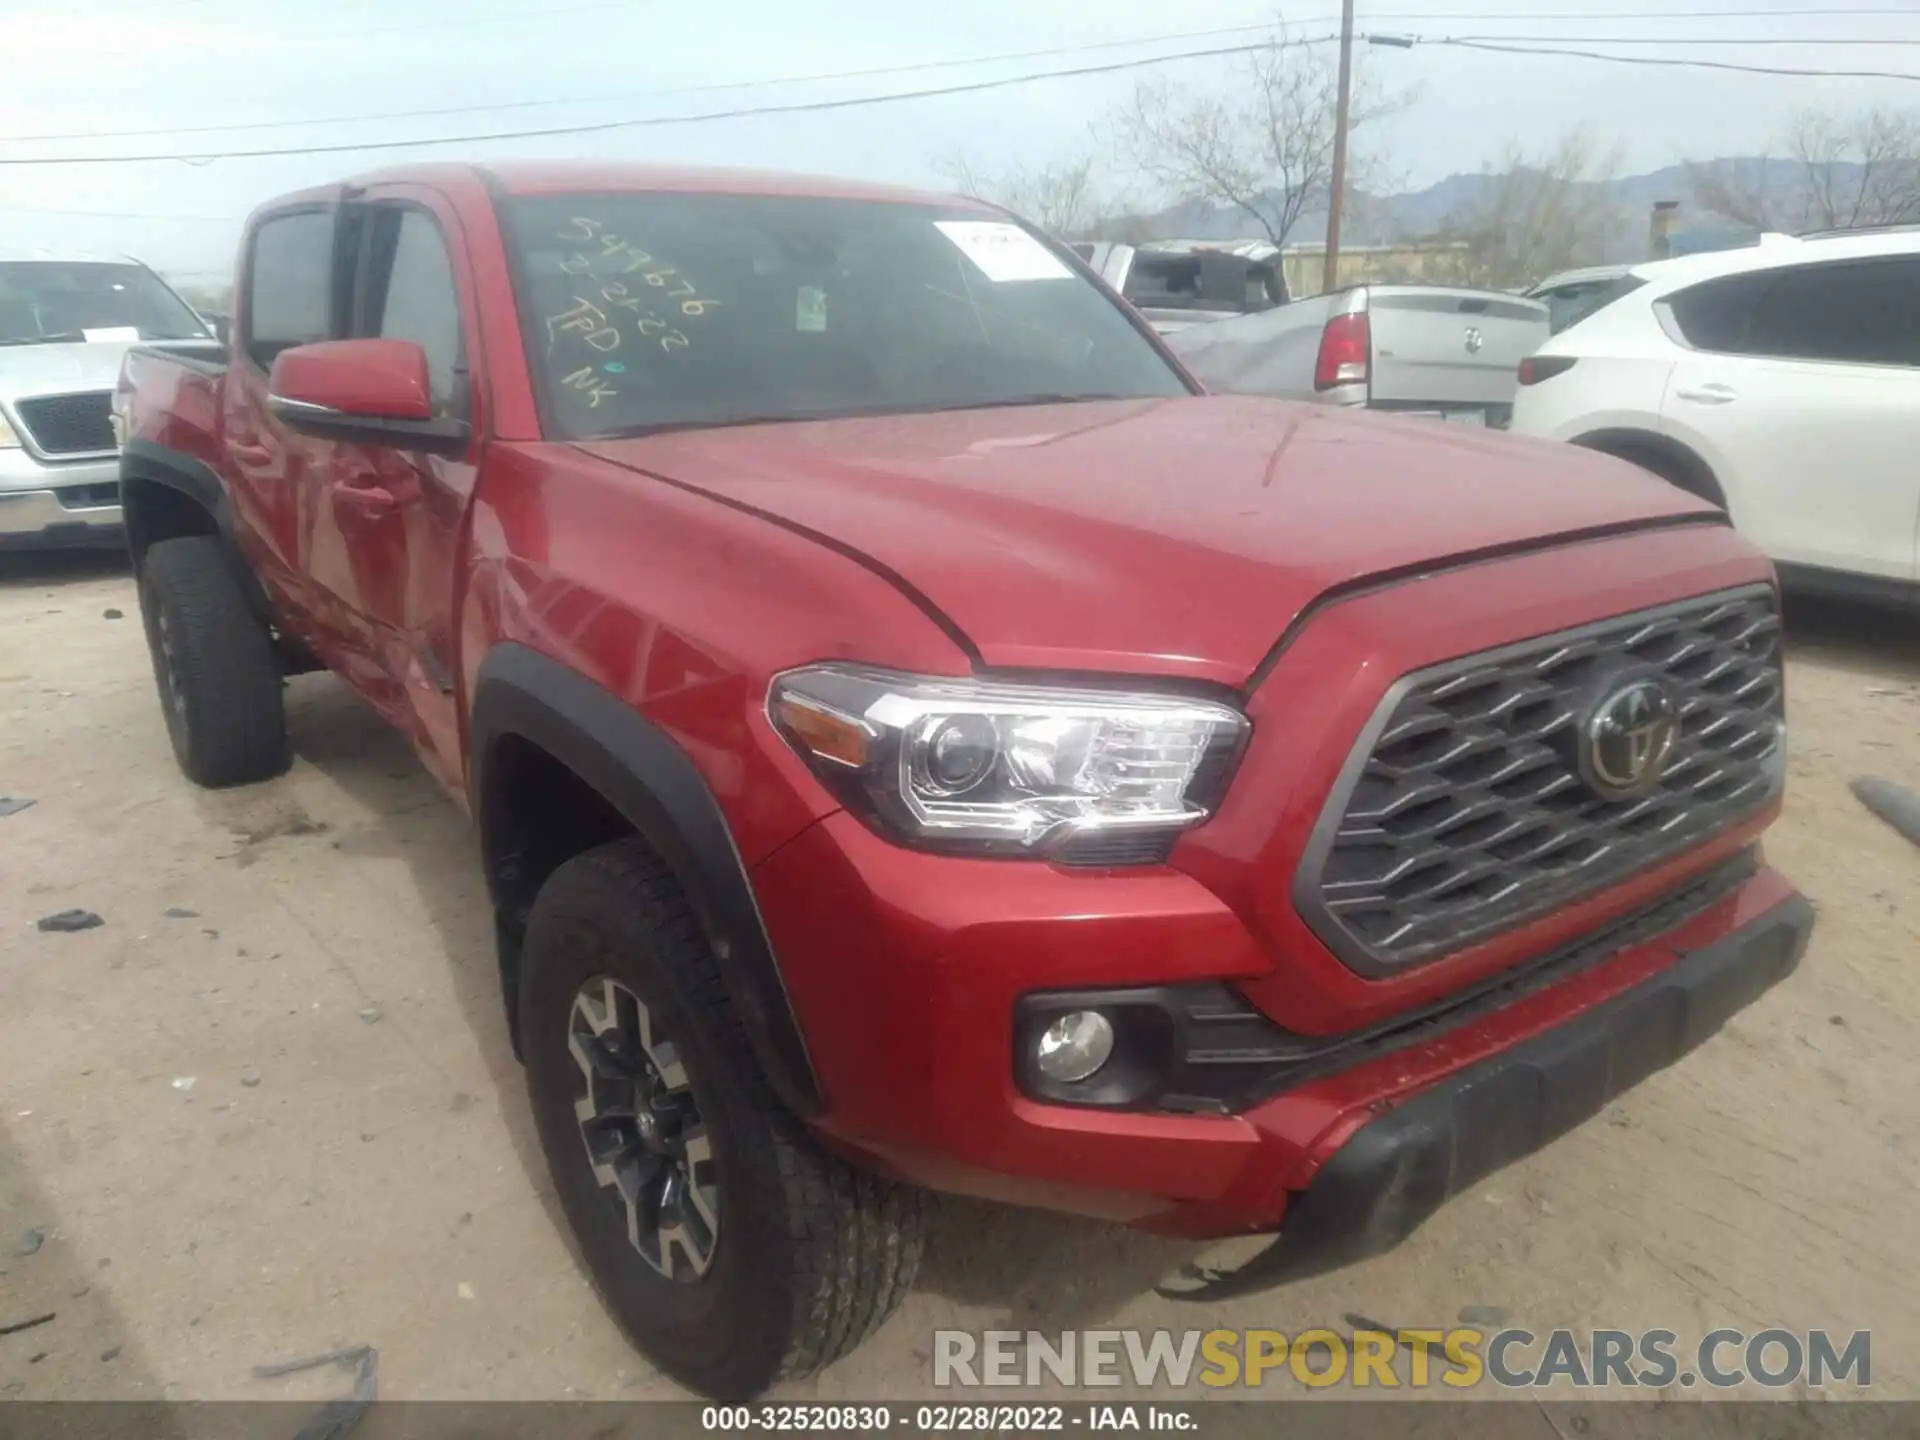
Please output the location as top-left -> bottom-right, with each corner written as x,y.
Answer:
262,161 -> 996,215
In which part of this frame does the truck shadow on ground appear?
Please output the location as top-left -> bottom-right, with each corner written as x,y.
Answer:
0,550 -> 129,588
1781,589 -> 1920,681
281,677 -> 1219,1349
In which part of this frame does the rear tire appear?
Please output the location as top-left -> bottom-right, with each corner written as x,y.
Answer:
138,535 -> 288,788
520,838 -> 925,1401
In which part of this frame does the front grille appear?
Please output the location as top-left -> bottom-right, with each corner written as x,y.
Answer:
14,391 -> 116,457
1296,586 -> 1783,974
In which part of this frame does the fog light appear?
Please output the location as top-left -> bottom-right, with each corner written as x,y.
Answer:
1035,1011 -> 1115,1083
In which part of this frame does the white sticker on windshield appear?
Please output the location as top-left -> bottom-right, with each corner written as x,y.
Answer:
82,326 -> 141,343
797,286 -> 827,333
934,221 -> 1072,283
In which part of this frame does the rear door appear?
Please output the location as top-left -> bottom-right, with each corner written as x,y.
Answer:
223,198 -> 347,613
1659,254 -> 1920,582
1365,288 -> 1551,423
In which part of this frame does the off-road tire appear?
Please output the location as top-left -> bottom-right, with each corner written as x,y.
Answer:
138,535 -> 288,788
521,838 -> 925,1401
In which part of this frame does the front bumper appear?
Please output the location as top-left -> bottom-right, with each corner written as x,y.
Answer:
755,805 -> 1809,1238
0,453 -> 123,549
1242,886 -> 1813,1278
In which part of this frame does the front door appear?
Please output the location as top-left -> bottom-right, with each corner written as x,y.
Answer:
297,188 -> 482,790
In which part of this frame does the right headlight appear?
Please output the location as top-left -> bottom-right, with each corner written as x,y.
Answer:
0,411 -> 20,450
768,665 -> 1249,858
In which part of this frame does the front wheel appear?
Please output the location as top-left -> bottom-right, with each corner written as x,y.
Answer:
520,839 -> 925,1400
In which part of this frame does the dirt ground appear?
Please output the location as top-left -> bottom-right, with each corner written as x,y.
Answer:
2,550 -> 1916,1407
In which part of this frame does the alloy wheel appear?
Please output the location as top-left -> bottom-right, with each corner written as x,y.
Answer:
567,976 -> 720,1280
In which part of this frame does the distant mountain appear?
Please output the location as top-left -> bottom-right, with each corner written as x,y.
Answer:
1121,157 -> 1846,259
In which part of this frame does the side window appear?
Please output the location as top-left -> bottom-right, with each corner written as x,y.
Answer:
1667,259 -> 1920,367
1745,258 -> 1920,368
1663,271 -> 1775,354
244,210 -> 336,370
356,208 -> 465,413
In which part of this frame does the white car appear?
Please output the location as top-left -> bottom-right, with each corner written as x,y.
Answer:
1510,229 -> 1920,596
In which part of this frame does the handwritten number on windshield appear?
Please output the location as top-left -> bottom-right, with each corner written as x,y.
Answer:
601,282 -> 691,353
551,220 -> 710,352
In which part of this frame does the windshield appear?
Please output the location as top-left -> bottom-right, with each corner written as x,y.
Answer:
504,193 -> 1189,441
0,261 -> 209,346
1539,275 -> 1645,335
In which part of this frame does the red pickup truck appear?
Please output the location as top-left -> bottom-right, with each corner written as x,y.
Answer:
117,162 -> 1811,1399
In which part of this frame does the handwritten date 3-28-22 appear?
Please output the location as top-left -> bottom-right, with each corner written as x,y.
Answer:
549,216 -> 718,355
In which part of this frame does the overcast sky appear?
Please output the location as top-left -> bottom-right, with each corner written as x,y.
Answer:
2,0 -> 1916,281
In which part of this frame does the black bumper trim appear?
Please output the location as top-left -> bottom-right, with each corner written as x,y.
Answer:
1272,890 -> 1814,1283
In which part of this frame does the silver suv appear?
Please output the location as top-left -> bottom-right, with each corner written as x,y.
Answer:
0,250 -> 214,551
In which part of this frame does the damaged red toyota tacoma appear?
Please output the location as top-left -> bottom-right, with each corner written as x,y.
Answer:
117,162 -> 1811,1399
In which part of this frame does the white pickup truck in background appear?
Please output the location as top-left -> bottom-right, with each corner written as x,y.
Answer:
1164,283 -> 1550,429
1070,240 -> 1289,335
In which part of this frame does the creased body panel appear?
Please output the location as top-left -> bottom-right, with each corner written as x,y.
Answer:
583,395 -> 1717,684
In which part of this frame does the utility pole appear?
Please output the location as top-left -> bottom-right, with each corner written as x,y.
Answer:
1322,0 -> 1357,294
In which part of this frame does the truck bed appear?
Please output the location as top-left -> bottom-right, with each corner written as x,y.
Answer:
126,339 -> 227,375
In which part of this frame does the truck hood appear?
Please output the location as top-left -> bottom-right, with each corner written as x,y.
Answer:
0,341 -> 138,399
580,395 -> 1719,684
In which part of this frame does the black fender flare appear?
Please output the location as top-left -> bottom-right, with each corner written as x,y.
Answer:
469,643 -> 824,1117
118,440 -> 277,623
119,438 -> 234,543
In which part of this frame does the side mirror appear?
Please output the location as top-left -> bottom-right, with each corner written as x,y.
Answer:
267,339 -> 469,455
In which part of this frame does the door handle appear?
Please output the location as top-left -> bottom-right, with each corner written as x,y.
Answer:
1673,383 -> 1736,405
335,484 -> 397,519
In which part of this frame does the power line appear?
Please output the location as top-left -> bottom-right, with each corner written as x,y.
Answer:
0,37 -> 1340,167
0,201 -> 233,220
42,9 -> 1906,145
4,18 -> 1919,168
6,5 -> 1915,146
1429,35 -> 1920,80
0,21 -> 1287,143
1440,32 -> 1920,44
0,0 -> 206,14
12,0 -> 651,44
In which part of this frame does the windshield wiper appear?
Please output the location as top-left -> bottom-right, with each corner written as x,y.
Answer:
0,332 -> 86,347
581,395 -> 1146,442
916,393 -> 1142,413
582,414 -> 807,441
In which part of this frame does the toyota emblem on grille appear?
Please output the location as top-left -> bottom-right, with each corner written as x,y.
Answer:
1463,326 -> 1483,354
1581,678 -> 1680,800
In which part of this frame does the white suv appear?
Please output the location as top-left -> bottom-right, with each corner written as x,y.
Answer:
1510,229 -> 1920,595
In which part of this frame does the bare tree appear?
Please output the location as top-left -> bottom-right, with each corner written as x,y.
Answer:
1109,26 -> 1400,249
934,151 -> 1116,239
1414,127 -> 1625,291
1688,105 -> 1920,232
